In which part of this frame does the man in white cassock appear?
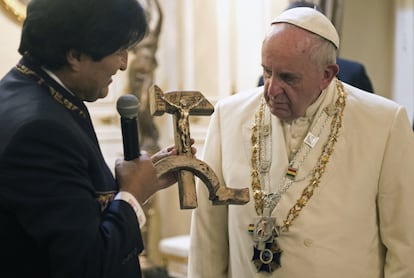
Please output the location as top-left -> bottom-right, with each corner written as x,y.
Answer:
188,7 -> 414,278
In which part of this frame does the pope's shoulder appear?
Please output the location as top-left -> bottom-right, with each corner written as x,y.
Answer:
215,86 -> 263,110
344,82 -> 402,112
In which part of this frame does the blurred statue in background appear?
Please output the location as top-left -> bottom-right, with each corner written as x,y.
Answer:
129,0 -> 163,155
128,0 -> 165,271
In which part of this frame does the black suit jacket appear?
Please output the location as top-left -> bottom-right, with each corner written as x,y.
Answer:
336,58 -> 374,93
0,57 -> 144,277
258,57 -> 374,93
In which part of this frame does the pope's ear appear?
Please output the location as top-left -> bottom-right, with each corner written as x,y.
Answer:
320,63 -> 339,90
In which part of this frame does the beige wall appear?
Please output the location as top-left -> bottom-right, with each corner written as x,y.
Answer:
392,0 -> 414,120
340,0 -> 394,98
0,7 -> 22,77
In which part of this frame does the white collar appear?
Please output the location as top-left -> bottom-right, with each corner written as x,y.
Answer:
41,67 -> 75,96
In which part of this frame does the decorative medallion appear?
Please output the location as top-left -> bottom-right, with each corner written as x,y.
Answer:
252,241 -> 282,273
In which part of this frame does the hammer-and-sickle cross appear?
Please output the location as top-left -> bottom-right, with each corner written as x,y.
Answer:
149,85 -> 249,209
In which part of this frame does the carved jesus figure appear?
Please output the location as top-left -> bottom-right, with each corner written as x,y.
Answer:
161,95 -> 203,153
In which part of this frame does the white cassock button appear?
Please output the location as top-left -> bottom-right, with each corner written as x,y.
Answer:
304,239 -> 313,247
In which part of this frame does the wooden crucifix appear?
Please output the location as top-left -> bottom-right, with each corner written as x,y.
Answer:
149,85 -> 249,209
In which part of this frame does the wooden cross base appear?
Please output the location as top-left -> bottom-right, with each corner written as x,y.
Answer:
155,156 -> 249,208
149,85 -> 250,209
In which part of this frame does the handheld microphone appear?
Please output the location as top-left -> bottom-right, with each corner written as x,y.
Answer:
116,94 -> 140,160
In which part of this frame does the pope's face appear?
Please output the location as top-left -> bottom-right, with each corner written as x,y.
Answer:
261,24 -> 333,122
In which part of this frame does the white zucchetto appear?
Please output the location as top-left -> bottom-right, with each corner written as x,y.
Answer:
271,7 -> 340,49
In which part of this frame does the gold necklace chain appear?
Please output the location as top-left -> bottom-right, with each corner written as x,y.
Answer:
250,79 -> 346,230
251,98 -> 266,215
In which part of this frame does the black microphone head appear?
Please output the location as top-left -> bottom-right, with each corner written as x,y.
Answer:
116,94 -> 139,119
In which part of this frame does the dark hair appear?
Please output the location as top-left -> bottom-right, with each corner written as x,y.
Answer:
19,0 -> 148,70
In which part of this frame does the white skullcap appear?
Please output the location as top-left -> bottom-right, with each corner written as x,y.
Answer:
271,7 -> 339,49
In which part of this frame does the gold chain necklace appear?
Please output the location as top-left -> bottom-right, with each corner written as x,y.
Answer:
251,79 -> 346,231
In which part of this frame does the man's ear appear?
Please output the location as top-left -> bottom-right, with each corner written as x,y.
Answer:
66,49 -> 82,71
320,63 -> 339,90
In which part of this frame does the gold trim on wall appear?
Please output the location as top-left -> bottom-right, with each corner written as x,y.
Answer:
1,0 -> 28,23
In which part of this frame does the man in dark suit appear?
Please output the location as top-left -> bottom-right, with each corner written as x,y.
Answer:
258,1 -> 374,93
335,58 -> 374,92
0,0 -> 180,277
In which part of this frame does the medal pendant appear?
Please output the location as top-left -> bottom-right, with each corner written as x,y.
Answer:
251,216 -> 282,273
252,240 -> 282,273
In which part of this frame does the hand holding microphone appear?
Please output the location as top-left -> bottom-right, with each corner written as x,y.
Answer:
116,94 -> 168,205
116,94 -> 155,204
115,94 -> 186,204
